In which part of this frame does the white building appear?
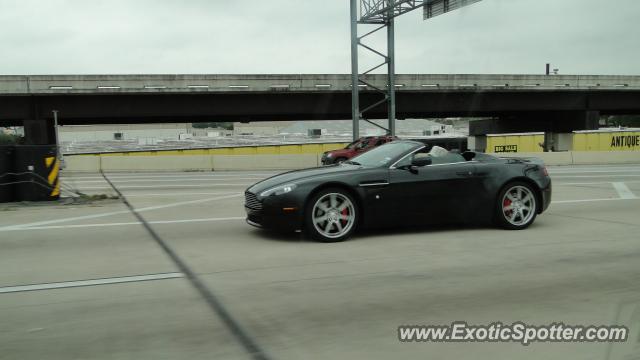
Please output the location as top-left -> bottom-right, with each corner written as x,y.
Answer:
233,121 -> 297,136
59,123 -> 195,142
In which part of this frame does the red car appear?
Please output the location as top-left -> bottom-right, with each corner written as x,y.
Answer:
321,136 -> 397,165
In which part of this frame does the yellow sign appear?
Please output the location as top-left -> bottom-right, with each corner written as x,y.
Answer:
573,131 -> 640,151
45,156 -> 60,197
610,134 -> 640,149
494,145 -> 518,153
486,133 -> 544,153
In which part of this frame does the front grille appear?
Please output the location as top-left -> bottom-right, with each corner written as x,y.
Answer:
245,191 -> 263,210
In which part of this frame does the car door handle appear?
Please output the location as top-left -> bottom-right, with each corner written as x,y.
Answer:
456,171 -> 474,177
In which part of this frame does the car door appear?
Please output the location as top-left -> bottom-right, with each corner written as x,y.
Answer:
353,168 -> 393,229
458,161 -> 494,224
386,156 -> 477,226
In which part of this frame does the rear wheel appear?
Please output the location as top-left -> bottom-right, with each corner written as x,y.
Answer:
305,188 -> 358,242
496,182 -> 538,230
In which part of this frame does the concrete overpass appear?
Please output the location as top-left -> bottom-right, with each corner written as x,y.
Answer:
1,74 -> 640,143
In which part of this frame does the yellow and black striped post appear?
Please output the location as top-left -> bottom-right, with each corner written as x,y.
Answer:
45,156 -> 61,198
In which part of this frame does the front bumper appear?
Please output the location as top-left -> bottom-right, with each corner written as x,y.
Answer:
245,193 -> 304,232
540,179 -> 552,213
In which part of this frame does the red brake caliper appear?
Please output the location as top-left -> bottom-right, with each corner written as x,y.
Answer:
503,198 -> 512,215
341,208 -> 349,225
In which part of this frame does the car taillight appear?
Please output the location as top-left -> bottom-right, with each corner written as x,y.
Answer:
541,166 -> 548,176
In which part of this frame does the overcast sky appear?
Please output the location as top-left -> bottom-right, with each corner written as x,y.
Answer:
0,0 -> 638,75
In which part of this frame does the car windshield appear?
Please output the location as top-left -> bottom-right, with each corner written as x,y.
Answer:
345,140 -> 360,149
347,141 -> 421,167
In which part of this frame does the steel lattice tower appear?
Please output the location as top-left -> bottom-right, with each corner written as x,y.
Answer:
350,0 -> 482,139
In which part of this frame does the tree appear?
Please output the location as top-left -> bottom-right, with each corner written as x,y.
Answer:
605,115 -> 640,128
0,133 -> 23,145
192,122 -> 233,130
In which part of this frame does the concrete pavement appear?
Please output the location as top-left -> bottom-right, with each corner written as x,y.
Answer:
1,165 -> 639,359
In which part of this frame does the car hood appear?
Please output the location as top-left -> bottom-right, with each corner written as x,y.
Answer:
327,148 -> 349,156
247,164 -> 360,195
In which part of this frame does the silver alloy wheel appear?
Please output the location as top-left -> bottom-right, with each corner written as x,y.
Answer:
502,185 -> 536,226
312,193 -> 356,239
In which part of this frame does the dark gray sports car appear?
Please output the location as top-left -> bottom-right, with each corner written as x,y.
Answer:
245,140 -> 552,242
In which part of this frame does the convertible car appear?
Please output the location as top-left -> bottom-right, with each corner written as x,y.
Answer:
245,140 -> 552,242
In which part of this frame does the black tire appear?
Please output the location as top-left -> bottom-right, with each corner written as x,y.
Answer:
304,188 -> 359,242
334,157 -> 348,164
495,181 -> 538,230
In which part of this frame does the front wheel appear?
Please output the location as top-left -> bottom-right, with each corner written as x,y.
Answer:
495,182 -> 538,230
305,188 -> 358,242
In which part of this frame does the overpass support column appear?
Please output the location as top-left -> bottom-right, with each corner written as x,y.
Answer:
583,110 -> 600,130
22,98 -> 57,145
23,119 -> 56,145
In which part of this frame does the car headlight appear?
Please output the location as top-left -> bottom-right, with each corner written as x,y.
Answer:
326,153 -> 333,158
260,183 -> 297,197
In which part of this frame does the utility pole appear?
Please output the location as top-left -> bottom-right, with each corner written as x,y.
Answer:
350,0 -> 360,140
387,0 -> 396,136
52,110 -> 64,169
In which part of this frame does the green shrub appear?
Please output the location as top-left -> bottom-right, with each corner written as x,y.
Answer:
0,133 -> 23,145
605,115 -> 640,128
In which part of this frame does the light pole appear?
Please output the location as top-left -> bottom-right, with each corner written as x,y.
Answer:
52,110 -> 64,169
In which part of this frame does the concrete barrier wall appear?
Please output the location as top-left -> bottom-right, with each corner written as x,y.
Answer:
64,155 -> 101,172
496,152 -> 574,166
66,154 -> 319,171
213,154 -> 319,170
64,151 -> 640,172
490,151 -> 640,165
101,155 -> 213,171
572,151 -> 640,165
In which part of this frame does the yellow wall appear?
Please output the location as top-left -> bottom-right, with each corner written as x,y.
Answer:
486,131 -> 640,152
573,131 -> 640,151
486,134 -> 545,153
75,142 -> 348,157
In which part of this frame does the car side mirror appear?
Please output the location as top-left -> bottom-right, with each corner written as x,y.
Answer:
411,157 -> 432,167
406,157 -> 431,174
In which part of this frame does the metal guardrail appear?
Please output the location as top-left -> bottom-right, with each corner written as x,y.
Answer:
65,142 -> 350,157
